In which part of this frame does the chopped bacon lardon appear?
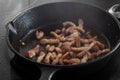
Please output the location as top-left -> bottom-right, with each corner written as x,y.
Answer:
36,31 -> 44,39
25,45 -> 40,58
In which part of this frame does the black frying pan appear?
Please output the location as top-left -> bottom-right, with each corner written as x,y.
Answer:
6,2 -> 120,80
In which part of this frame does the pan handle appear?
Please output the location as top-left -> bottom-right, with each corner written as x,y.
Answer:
38,66 -> 60,80
108,4 -> 120,43
5,21 -> 17,35
108,4 -> 120,19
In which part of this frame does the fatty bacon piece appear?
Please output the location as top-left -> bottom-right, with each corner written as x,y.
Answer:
25,45 -> 40,58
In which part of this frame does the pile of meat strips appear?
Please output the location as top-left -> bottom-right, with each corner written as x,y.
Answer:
25,19 -> 110,65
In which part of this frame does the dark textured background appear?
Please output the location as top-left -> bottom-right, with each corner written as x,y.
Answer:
0,0 -> 120,80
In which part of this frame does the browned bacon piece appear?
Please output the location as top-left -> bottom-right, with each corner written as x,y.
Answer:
40,39 -> 60,44
55,47 -> 62,53
37,51 -> 46,63
81,55 -> 88,63
63,21 -> 76,27
63,58 -> 80,65
52,54 -> 62,65
36,31 -> 44,39
46,45 -> 55,52
44,52 -> 53,64
88,49 -> 110,60
75,36 -> 81,47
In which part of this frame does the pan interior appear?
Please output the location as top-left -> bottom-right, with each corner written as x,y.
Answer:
17,22 -> 111,64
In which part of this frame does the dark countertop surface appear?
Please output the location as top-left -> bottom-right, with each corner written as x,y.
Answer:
0,0 -> 120,80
